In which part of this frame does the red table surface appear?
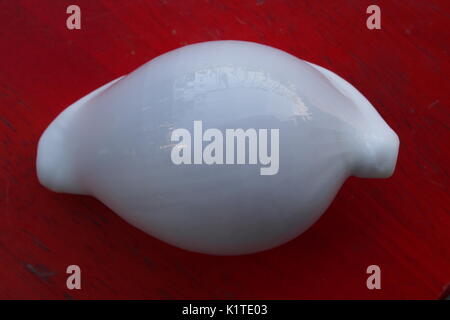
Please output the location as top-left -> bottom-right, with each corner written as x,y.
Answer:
0,0 -> 449,300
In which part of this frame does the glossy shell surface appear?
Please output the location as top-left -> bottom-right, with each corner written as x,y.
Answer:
37,41 -> 399,255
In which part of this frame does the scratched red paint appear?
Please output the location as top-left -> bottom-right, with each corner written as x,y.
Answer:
0,0 -> 449,299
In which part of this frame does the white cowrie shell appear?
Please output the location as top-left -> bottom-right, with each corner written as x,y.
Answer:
37,41 -> 399,255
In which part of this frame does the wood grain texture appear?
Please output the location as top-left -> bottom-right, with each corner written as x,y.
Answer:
0,0 -> 448,299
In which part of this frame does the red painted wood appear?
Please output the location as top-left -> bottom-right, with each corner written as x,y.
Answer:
0,0 -> 449,299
